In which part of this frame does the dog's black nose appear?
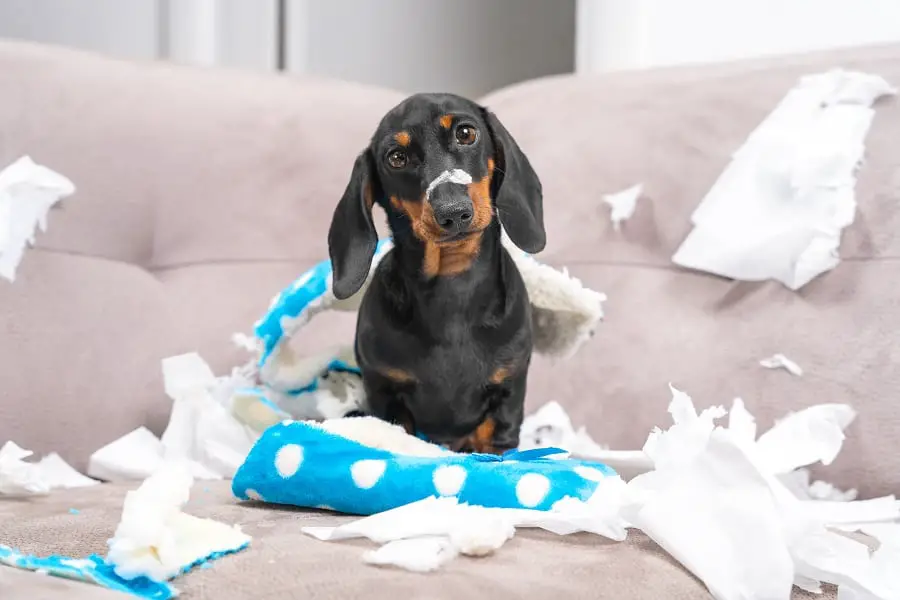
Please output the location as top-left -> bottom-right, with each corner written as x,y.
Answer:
432,200 -> 473,233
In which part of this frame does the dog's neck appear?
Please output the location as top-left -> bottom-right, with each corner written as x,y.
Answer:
389,220 -> 503,291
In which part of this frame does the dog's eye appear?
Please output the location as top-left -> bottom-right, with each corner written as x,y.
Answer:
455,124 -> 477,146
387,149 -> 408,169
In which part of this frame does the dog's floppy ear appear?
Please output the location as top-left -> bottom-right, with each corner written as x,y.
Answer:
328,149 -> 380,300
481,108 -> 545,253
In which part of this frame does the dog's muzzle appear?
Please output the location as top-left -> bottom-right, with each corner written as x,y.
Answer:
426,169 -> 474,235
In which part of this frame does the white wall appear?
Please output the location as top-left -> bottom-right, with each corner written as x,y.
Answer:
577,0 -> 900,73
291,0 -> 576,99
0,0 -> 160,59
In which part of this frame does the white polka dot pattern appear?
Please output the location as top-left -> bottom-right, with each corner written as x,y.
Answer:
515,473 -> 550,508
245,489 -> 264,501
432,465 -> 468,496
274,444 -> 304,478
351,459 -> 386,489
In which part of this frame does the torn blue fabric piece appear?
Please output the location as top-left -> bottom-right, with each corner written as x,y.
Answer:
232,419 -> 617,516
0,548 -> 174,599
0,542 -> 250,600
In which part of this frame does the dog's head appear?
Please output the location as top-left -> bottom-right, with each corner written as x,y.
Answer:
328,93 -> 544,299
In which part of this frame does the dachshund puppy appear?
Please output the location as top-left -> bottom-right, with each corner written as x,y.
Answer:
327,93 -> 544,453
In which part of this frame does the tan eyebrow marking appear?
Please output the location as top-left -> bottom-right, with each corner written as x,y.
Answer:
439,115 -> 453,129
394,131 -> 411,146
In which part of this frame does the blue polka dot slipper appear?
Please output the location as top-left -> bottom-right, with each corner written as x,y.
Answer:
232,416 -> 617,515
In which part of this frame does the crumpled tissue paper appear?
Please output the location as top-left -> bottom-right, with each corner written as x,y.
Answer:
672,69 -> 897,290
89,353 -> 258,482
602,183 -> 643,231
306,388 -> 899,600
519,401 -> 654,480
0,441 -> 98,497
303,488 -> 629,572
0,155 -> 75,282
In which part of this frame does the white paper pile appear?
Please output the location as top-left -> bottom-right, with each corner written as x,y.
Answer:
88,352 -> 258,482
672,69 -> 897,290
306,389 -> 899,600
0,156 -> 75,282
107,461 -> 251,582
602,183 -> 644,231
0,441 -> 98,497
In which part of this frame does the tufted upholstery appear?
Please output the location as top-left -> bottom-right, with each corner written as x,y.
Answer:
1,39 -> 899,502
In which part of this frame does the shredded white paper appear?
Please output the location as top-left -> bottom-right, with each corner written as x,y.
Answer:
88,353 -> 258,482
106,462 -> 250,582
305,389 -> 899,600
0,441 -> 98,497
0,156 -> 75,282
672,69 -> 897,290
602,183 -> 644,231
760,353 -> 804,376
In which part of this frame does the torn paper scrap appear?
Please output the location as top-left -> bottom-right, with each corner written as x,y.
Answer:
753,403 -> 857,474
0,155 -> 75,282
602,183 -> 643,231
36,453 -> 99,489
89,353 -> 259,482
88,427 -> 164,482
780,467 -> 858,501
362,536 -> 458,572
519,401 -> 653,480
106,462 -> 251,582
671,69 -> 896,290
760,353 -> 803,376
0,441 -> 50,496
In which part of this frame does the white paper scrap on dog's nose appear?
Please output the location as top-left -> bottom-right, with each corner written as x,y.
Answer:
425,169 -> 472,200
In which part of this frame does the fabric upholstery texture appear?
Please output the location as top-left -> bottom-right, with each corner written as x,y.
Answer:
0,39 -> 897,599
0,481 -> 838,599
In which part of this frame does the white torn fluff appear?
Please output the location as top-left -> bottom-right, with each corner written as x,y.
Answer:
89,352 -> 259,482
760,353 -> 804,376
424,169 -> 473,200
0,156 -> 76,282
602,183 -> 643,230
304,390 -> 900,600
106,462 -> 250,582
672,69 -> 897,291
0,442 -> 98,497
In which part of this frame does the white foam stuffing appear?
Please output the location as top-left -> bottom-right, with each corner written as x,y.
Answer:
106,462 -> 250,582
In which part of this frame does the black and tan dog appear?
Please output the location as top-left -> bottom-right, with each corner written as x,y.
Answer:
327,93 -> 544,453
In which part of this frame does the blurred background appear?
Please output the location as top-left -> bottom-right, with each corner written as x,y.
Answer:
2,0 -> 900,99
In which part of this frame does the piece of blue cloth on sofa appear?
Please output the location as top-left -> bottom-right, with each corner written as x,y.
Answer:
232,419 -> 617,516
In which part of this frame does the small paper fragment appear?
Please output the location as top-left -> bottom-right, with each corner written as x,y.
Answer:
760,353 -> 803,376
0,441 -> 50,496
88,427 -> 164,482
37,453 -> 99,489
362,537 -> 458,572
754,404 -> 857,474
519,401 -> 653,480
0,156 -> 76,282
602,183 -> 643,231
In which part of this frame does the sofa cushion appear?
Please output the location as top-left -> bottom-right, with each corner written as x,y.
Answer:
0,481 -> 838,600
480,45 -> 900,498
0,40 -> 398,470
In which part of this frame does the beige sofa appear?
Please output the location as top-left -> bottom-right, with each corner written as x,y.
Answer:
0,39 -> 898,599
